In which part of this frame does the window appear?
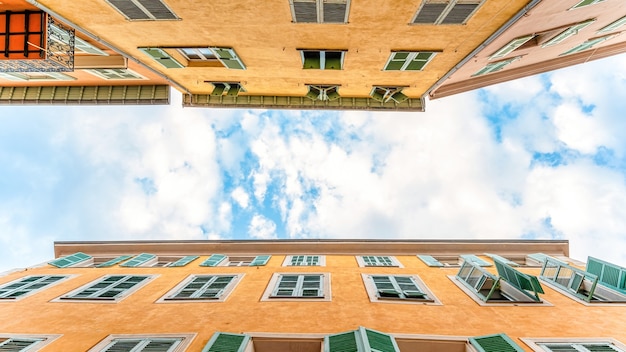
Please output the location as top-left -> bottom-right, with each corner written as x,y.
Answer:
452,258 -> 546,305
485,253 -> 548,267
417,254 -> 492,267
158,274 -> 241,302
87,334 -> 195,352
599,15 -> 626,33
412,0 -> 483,25
469,334 -> 525,352
290,0 -> 350,23
522,338 -> 626,352
261,273 -> 331,301
58,275 -> 153,302
118,253 -> 197,267
0,275 -> 68,300
301,50 -> 345,70
561,34 -> 618,56
0,72 -> 76,81
540,256 -> 626,304
370,87 -> 408,103
86,68 -> 145,80
357,256 -> 401,267
542,19 -> 596,48
383,52 -> 437,71
472,56 -> 520,76
200,254 -> 271,267
105,0 -> 178,20
284,255 -> 324,266
139,48 -> 184,68
49,252 -> 92,267
208,82 -> 244,97
0,334 -> 61,351
94,255 -> 133,268
362,274 -> 440,304
140,47 -> 245,69
203,332 -> 251,352
489,34 -> 536,60
571,0 -> 607,9
306,85 -> 340,101
326,327 -> 400,352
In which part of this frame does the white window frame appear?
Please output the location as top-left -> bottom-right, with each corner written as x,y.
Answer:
54,275 -> 156,303
0,275 -> 71,301
383,51 -> 437,71
489,34 -> 535,60
570,0 -> 607,10
356,256 -> 402,267
283,255 -> 325,266
300,50 -> 346,70
0,334 -> 62,351
598,15 -> 626,33
85,68 -> 146,80
541,19 -> 596,48
157,274 -> 243,303
261,273 -> 331,302
521,338 -> 626,352
177,48 -> 217,61
472,56 -> 521,76
560,34 -> 619,56
289,0 -> 350,24
87,333 -> 196,352
361,274 -> 441,305
105,0 -> 179,21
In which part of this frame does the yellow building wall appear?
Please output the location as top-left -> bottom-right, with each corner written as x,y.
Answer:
1,252 -> 626,351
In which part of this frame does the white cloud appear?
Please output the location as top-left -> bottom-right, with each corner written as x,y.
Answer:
248,214 -> 277,239
231,186 -> 250,208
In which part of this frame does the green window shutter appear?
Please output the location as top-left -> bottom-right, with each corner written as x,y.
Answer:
303,51 -> 322,69
362,327 -> 399,352
494,258 -> 544,301
120,253 -> 156,267
168,255 -> 199,267
139,47 -> 184,68
213,48 -> 246,70
490,34 -> 535,59
384,52 -> 408,70
96,255 -> 132,268
49,252 -> 92,268
469,334 -> 525,352
599,15 -> 626,33
527,253 -> 565,264
250,255 -> 271,266
169,275 -> 236,299
542,19 -> 595,48
201,254 -> 227,267
461,254 -> 492,267
485,253 -> 518,266
417,254 -> 444,267
586,256 -> 626,294
572,0 -> 606,8
325,330 -> 359,352
0,276 -> 66,299
405,52 -> 435,71
202,332 -> 250,352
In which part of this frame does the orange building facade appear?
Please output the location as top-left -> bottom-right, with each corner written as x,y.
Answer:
1,239 -> 626,351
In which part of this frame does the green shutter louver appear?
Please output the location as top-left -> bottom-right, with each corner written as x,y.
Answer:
202,332 -> 250,352
490,34 -> 535,59
0,276 -> 66,299
572,0 -> 607,8
139,47 -> 184,68
0,338 -> 43,350
417,254 -> 444,267
598,15 -> 626,33
485,253 -> 519,266
494,258 -> 544,301
540,257 -> 601,302
290,255 -> 320,266
324,327 -> 400,352
213,48 -> 246,70
201,254 -> 227,267
63,275 -> 150,300
96,255 -> 133,268
49,252 -> 92,268
120,253 -> 156,267
168,255 -> 199,267
469,334 -> 525,352
586,256 -> 626,294
167,275 -> 236,300
250,255 -> 271,266
460,254 -> 492,267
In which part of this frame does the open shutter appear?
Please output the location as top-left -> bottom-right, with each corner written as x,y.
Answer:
49,252 -> 92,268
494,258 -> 544,301
362,327 -> 399,352
120,253 -> 156,267
169,255 -> 199,267
138,47 -> 184,68
200,254 -> 227,267
417,254 -> 444,267
586,257 -> 626,294
461,254 -> 492,267
213,48 -> 246,70
325,330 -> 359,352
469,334 -> 525,352
485,253 -> 518,266
96,255 -> 132,268
250,255 -> 271,266
202,332 -> 250,352
490,34 -> 535,59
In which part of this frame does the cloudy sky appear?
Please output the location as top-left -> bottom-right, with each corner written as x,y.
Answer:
1,54 -> 626,272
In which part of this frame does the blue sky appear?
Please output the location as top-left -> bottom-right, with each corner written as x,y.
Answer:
2,54 -> 626,271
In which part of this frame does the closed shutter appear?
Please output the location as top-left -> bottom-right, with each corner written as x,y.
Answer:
441,3 -> 479,24
202,332 -> 249,352
139,48 -> 183,68
120,253 -> 156,267
107,0 -> 177,20
469,334 -> 525,352
201,254 -> 227,267
168,255 -> 199,267
213,48 -> 246,70
293,0 -> 318,22
137,0 -> 177,19
108,0 -> 150,20
363,327 -> 398,352
322,1 -> 348,23
413,3 -> 447,24
49,252 -> 92,268
0,338 -> 42,350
